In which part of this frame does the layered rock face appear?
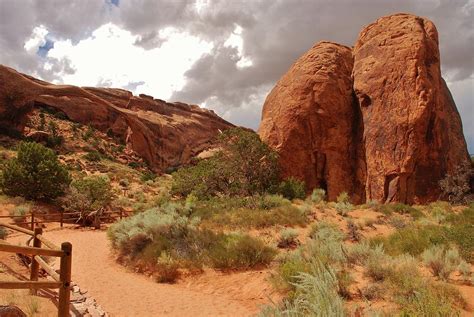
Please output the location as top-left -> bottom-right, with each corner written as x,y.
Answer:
260,13 -> 469,204
0,65 -> 233,172
259,42 -> 365,202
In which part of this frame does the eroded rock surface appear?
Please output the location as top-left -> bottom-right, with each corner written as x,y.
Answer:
259,42 -> 365,202
353,13 -> 469,204
0,65 -> 233,172
260,13 -> 469,204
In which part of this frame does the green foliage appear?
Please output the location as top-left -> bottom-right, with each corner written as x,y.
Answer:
421,245 -> 462,280
370,225 -> 447,257
378,203 -> 424,219
0,142 -> 70,200
108,202 -> 276,276
10,204 -> 30,224
262,267 -> 345,317
171,128 -> 279,199
0,226 -> 8,239
141,171 -> 156,182
82,125 -> 94,141
310,188 -> 326,204
439,161 -> 473,204
277,228 -> 299,248
277,178 -> 306,200
83,151 -> 102,162
209,234 -> 276,269
334,192 -> 353,216
61,175 -> 113,213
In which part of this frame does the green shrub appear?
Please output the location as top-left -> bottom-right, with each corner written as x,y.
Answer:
10,204 -> 30,224
439,161 -> 473,204
263,266 -> 345,316
422,245 -> 462,280
141,171 -> 156,182
154,252 -> 180,283
334,192 -> 352,216
108,203 -> 276,275
83,151 -> 102,162
277,228 -> 299,248
378,203 -> 423,219
61,174 -> 113,226
277,178 -> 305,200
209,234 -> 276,269
458,260 -> 471,283
370,225 -> 447,257
171,128 -> 279,199
0,142 -> 70,200
82,125 -> 94,141
0,226 -> 8,239
310,188 -> 326,204
309,221 -> 344,242
256,194 -> 290,210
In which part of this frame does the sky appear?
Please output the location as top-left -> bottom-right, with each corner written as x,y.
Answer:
0,0 -> 473,153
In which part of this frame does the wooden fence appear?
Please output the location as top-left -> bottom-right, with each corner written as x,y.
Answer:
0,208 -> 130,231
0,223 -> 72,317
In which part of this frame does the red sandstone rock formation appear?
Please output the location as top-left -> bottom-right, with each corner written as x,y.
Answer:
259,42 -> 365,202
260,13 -> 470,204
0,65 -> 233,172
353,13 -> 469,204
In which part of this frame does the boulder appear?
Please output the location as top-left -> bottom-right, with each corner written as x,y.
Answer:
259,41 -> 365,202
259,13 -> 470,204
353,13 -> 469,204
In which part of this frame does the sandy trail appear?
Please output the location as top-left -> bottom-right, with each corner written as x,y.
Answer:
42,229 -> 270,317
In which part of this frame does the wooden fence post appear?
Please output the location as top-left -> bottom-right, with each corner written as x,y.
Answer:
120,208 -> 123,220
60,211 -> 64,228
30,211 -> 35,231
29,227 -> 42,295
58,242 -> 72,317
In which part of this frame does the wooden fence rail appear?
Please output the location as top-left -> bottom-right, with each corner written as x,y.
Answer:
0,223 -> 72,317
0,208 -> 130,230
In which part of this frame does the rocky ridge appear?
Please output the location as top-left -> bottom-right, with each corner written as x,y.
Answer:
0,65 -> 234,172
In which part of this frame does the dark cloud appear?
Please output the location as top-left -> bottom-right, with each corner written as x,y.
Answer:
0,0 -> 472,150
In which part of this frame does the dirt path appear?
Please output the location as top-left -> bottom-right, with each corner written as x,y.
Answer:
42,229 -> 274,317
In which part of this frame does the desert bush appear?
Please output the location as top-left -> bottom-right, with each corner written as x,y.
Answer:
389,214 -> 407,229
346,220 -> 361,242
200,204 -> 307,229
378,203 -> 423,219
422,245 -> 462,280
141,171 -> 156,182
334,192 -> 352,216
277,178 -> 305,200
439,161 -> 473,204
345,242 -> 373,265
309,221 -> 344,242
154,252 -> 180,283
10,204 -> 30,224
82,125 -> 94,141
263,266 -> 345,317
277,228 -> 299,249
171,128 -> 279,199
61,175 -> 113,226
209,234 -> 276,269
83,151 -> 102,162
361,283 -> 385,300
370,225 -> 446,256
108,203 -> 275,275
458,260 -> 471,284
0,227 -> 8,239
256,194 -> 290,210
0,142 -> 70,200
310,188 -> 326,204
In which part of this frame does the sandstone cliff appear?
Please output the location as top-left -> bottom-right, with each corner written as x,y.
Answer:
259,13 -> 470,204
0,65 -> 233,172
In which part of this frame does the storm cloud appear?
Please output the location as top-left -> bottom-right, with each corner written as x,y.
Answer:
0,0 -> 472,151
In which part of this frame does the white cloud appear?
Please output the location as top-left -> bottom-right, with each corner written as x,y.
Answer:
24,25 -> 48,54
44,23 -> 213,98
223,25 -> 253,68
